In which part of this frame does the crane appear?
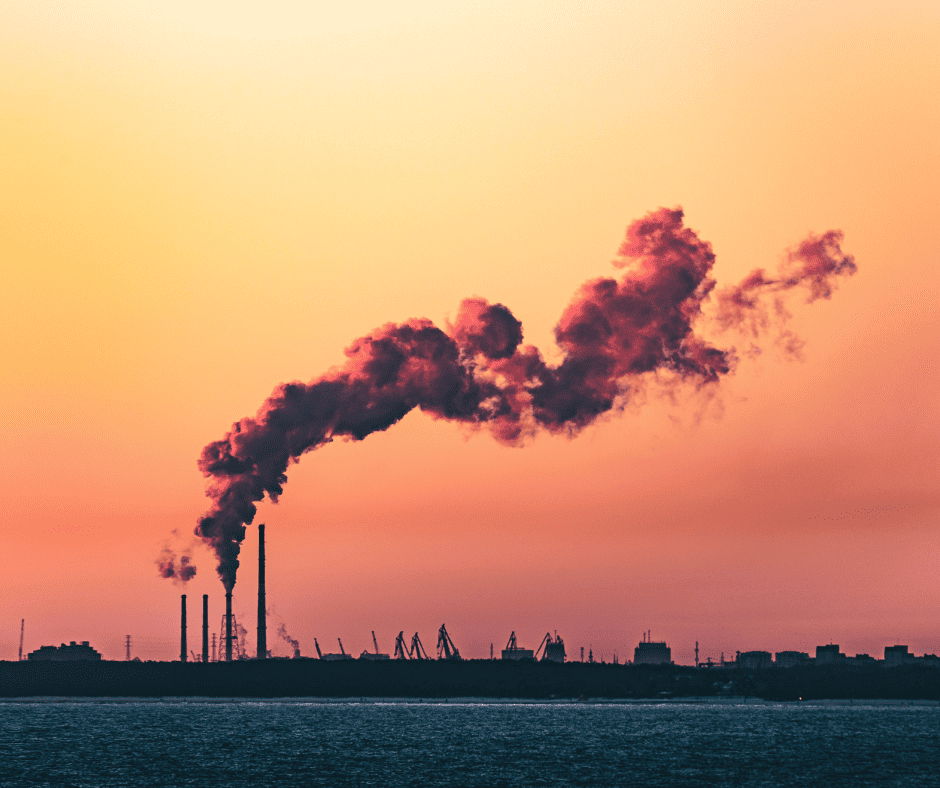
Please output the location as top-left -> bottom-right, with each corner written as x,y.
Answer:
437,624 -> 461,660
393,631 -> 410,659
314,638 -> 323,659
501,631 -> 534,660
410,632 -> 430,660
534,632 -> 552,660
360,631 -> 391,660
338,638 -> 346,656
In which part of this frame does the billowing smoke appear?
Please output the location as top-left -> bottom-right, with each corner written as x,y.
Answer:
156,547 -> 197,584
277,623 -> 300,656
188,208 -> 855,590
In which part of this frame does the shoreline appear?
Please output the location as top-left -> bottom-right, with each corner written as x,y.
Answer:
3,660 -> 940,701
2,695 -> 939,706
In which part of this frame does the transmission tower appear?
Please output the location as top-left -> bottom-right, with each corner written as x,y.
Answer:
219,615 -> 243,660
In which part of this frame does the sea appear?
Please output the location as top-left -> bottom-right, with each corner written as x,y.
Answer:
1,698 -> 938,787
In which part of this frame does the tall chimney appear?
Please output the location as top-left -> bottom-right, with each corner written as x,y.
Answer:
225,591 -> 233,662
257,523 -> 266,659
180,594 -> 187,662
202,594 -> 209,663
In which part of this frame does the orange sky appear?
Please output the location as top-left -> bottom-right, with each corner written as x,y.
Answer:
2,1 -> 938,663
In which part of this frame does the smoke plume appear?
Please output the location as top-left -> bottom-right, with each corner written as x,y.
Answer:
156,547 -> 197,585
189,208 -> 855,590
277,623 -> 300,656
236,620 -> 249,658
714,230 -> 857,344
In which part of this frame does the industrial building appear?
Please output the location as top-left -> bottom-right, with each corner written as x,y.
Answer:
633,632 -> 671,665
737,651 -> 773,670
537,633 -> 566,663
815,644 -> 845,665
774,651 -> 810,668
163,524 -> 940,672
501,632 -> 533,660
27,641 -> 102,661
885,645 -> 913,667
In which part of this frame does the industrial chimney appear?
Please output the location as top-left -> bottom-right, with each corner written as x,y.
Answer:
257,522 -> 266,660
202,594 -> 209,663
225,591 -> 233,662
180,594 -> 187,662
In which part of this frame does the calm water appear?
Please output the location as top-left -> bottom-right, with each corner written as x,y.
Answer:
2,699 -> 939,787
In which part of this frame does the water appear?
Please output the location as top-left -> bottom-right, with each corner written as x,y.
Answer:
2,699 -> 939,787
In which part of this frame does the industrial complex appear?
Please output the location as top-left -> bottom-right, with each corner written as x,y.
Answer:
9,524 -> 940,692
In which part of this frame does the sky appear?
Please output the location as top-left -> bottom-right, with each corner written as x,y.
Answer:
1,0 -> 937,664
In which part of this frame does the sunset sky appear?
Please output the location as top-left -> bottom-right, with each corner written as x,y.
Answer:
2,1 -> 937,664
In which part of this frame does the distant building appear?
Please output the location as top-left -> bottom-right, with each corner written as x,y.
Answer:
27,641 -> 102,661
885,645 -> 914,667
542,638 -> 566,663
502,632 -> 534,660
737,651 -> 772,670
775,651 -> 810,668
815,645 -> 844,665
634,641 -> 671,665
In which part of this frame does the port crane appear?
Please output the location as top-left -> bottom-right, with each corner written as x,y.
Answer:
437,624 -> 461,660
359,631 -> 390,660
314,636 -> 354,661
410,632 -> 430,660
534,632 -> 552,660
393,631 -> 410,659
501,631 -> 534,660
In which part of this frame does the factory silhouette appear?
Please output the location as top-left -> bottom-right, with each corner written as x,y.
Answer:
8,520 -> 939,701
156,523 -> 940,669
17,523 -> 939,687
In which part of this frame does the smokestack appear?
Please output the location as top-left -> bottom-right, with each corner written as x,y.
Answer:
257,523 -> 266,660
225,591 -> 233,662
180,594 -> 187,662
202,594 -> 209,663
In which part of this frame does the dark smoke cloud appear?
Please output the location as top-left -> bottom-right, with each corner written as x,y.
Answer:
188,208 -> 856,590
156,547 -> 197,585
